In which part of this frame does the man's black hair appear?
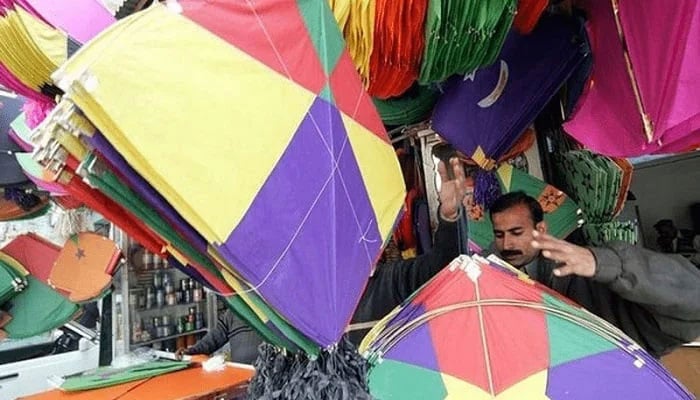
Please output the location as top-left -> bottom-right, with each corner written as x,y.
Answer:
489,191 -> 544,224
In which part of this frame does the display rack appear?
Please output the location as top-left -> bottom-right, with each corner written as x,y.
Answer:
110,226 -> 215,358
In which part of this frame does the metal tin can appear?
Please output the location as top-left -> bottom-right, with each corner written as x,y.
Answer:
156,288 -> 165,308
166,292 -> 177,306
153,271 -> 163,289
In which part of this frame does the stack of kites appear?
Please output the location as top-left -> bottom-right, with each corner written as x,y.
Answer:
0,232 -> 121,339
58,359 -> 190,392
0,0 -> 114,102
432,14 -> 588,176
555,150 -> 636,246
464,164 -> 582,252
0,0 -> 114,220
360,255 -> 694,399
418,0 -> 516,84
564,0 -> 700,156
365,0 -> 428,98
330,0 -> 521,99
372,85 -> 440,127
22,3 -> 404,395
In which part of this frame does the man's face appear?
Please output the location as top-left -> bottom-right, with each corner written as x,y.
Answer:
491,204 -> 546,268
656,225 -> 677,239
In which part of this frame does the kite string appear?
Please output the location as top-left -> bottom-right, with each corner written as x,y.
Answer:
223,164 -> 339,296
233,0 -> 380,292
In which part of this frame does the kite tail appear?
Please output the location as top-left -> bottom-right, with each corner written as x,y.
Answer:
248,336 -> 372,399
474,169 -> 501,210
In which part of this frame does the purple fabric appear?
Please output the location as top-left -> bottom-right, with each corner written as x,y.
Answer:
547,349 -> 692,399
24,0 -> 114,44
414,199 -> 432,254
473,169 -> 501,209
384,306 -> 441,372
564,0 -> 700,156
432,15 -> 585,163
87,132 -> 209,254
219,98 -> 380,346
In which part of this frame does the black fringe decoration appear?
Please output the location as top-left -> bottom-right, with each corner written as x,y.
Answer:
3,187 -> 41,211
247,336 -> 372,400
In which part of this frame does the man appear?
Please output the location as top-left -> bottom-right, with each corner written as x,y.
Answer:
490,191 -> 700,357
347,158 -> 465,345
176,308 -> 262,364
654,219 -> 697,254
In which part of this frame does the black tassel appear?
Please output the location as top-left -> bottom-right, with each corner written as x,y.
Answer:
473,169 -> 502,210
3,187 -> 40,211
248,336 -> 372,400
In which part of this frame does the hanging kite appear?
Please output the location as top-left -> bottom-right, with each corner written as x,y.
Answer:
432,14 -> 588,172
564,0 -> 700,156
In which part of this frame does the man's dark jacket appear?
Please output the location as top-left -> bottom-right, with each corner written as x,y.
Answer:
348,219 -> 459,345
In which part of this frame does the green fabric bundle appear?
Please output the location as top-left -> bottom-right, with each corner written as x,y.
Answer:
372,85 -> 440,126
419,0 -> 516,84
60,360 -> 190,391
582,221 -> 638,246
2,275 -> 78,339
555,150 -> 635,245
0,259 -> 26,305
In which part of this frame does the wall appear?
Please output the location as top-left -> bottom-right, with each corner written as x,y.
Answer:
629,152 -> 700,249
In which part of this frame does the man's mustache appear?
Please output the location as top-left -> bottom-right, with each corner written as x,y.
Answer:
501,250 -> 523,258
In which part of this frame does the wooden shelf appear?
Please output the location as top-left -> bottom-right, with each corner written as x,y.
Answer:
130,328 -> 207,348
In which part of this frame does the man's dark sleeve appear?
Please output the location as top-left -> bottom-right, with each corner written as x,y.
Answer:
590,242 -> 700,344
185,310 -> 235,355
381,218 -> 460,302
348,218 -> 460,344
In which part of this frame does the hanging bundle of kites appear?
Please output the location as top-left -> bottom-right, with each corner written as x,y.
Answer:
564,0 -> 700,156
365,0 -> 429,98
429,14 -> 587,250
432,14 -> 588,176
329,0 -> 376,86
555,150 -> 636,246
0,232 -> 121,339
361,255 -> 694,399
330,0 -> 522,99
22,1 -> 405,397
372,85 -> 440,127
419,0 -> 516,84
0,0 -> 113,101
